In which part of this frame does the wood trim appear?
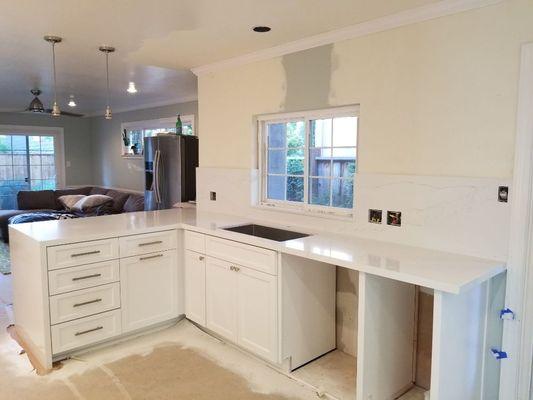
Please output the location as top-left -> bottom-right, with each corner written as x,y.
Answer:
191,0 -> 504,76
500,42 -> 533,400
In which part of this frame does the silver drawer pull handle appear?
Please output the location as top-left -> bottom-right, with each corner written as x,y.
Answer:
71,250 -> 101,258
140,254 -> 163,261
230,265 -> 239,272
72,273 -> 102,281
73,298 -> 102,308
75,326 -> 103,336
138,240 -> 163,247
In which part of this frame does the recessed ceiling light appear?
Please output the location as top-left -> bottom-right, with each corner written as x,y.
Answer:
127,81 -> 137,94
252,26 -> 271,33
68,94 -> 76,107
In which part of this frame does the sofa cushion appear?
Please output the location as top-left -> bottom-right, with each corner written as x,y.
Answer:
17,190 -> 56,210
72,194 -> 113,213
123,194 -> 145,212
58,194 -> 86,211
89,187 -> 109,195
106,189 -> 130,213
54,187 -> 92,209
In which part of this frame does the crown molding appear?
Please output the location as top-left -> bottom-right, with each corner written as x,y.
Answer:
191,0 -> 504,76
83,95 -> 198,118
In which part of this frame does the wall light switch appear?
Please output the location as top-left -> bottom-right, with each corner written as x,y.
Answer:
369,209 -> 383,224
387,211 -> 402,227
210,191 -> 217,201
498,186 -> 508,203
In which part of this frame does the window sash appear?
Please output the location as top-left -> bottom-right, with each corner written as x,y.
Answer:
259,107 -> 358,215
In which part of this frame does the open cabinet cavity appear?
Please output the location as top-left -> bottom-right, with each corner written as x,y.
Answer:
283,258 -> 433,400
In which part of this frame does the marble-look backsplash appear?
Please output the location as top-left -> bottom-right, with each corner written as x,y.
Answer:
196,167 -> 510,260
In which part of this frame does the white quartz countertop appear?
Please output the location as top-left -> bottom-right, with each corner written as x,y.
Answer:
10,208 -> 506,294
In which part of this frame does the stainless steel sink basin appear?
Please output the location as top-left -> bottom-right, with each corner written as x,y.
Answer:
222,224 -> 310,242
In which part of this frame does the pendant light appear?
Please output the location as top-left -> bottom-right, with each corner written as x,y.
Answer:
99,45 -> 115,120
44,35 -> 62,117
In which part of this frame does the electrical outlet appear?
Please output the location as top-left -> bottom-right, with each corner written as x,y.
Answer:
387,211 -> 402,227
210,191 -> 217,201
368,209 -> 383,224
498,186 -> 508,203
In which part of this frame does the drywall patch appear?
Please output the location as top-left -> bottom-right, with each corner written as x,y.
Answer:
282,45 -> 333,111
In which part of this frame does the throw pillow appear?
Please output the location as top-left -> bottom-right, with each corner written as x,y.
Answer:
72,194 -> 114,213
58,194 -> 86,211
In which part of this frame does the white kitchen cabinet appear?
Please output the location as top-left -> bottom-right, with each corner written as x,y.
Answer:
237,265 -> 278,363
205,257 -> 238,341
184,250 -> 206,326
120,250 -> 178,333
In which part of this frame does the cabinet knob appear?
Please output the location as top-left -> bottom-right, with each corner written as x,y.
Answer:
199,256 -> 205,261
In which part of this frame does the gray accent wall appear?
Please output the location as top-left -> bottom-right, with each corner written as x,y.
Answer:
0,112 -> 93,186
89,101 -> 198,192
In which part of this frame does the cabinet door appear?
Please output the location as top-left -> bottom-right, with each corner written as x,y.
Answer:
237,266 -> 278,363
185,250 -> 206,326
205,257 -> 237,341
120,250 -> 178,333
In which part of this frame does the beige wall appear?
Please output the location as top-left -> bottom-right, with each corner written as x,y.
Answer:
198,0 -> 533,179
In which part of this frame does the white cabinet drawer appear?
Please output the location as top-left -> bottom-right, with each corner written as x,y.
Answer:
49,282 -> 121,325
119,230 -> 177,257
47,238 -> 119,271
205,236 -> 277,275
184,231 -> 206,253
48,260 -> 120,296
51,309 -> 121,354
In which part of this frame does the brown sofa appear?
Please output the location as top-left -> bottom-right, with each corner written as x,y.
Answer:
0,186 -> 144,242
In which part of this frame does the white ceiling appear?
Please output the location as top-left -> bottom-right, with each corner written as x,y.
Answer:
0,0 -> 437,116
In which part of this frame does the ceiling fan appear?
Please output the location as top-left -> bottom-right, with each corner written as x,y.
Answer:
23,89 -> 84,117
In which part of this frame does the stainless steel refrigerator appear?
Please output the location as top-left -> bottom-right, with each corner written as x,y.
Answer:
144,134 -> 198,210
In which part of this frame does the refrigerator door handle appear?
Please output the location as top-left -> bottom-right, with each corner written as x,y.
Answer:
154,149 -> 162,204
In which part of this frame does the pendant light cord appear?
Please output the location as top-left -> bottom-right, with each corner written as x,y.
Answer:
52,42 -> 57,104
105,52 -> 110,107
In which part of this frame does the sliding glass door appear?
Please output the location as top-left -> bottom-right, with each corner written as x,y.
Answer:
0,133 -> 61,209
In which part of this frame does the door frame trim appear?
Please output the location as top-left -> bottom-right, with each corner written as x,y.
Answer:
500,42 -> 533,400
0,124 -> 66,189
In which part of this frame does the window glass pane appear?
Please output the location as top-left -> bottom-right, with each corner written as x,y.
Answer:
0,136 -> 11,153
41,136 -> 54,152
332,158 -> 356,178
268,150 -> 286,174
268,123 -> 286,148
309,177 -> 331,206
30,180 -> 42,191
0,166 -> 12,180
12,155 -> 26,166
28,136 -> 41,154
42,179 -> 55,190
0,155 -> 11,165
12,136 -> 27,154
267,175 -> 285,200
310,119 -> 332,147
13,166 -> 26,180
309,148 -> 331,177
287,121 -> 305,148
332,117 -> 358,147
30,165 -> 42,180
41,154 -> 55,165
332,178 -> 354,209
183,124 -> 194,135
332,147 -> 356,157
42,165 -> 56,179
30,155 -> 41,166
287,176 -> 304,202
287,148 -> 304,176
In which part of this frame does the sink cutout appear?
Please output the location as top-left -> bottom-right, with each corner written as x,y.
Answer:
222,224 -> 310,242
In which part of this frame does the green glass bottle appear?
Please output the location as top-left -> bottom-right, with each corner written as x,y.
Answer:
175,114 -> 182,135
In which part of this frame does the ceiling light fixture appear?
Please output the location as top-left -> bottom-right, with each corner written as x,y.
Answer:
127,81 -> 137,94
68,94 -> 76,107
44,35 -> 62,117
28,89 -> 45,113
252,26 -> 271,33
99,45 -> 115,120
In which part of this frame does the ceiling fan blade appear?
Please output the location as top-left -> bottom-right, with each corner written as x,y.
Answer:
43,109 -> 84,117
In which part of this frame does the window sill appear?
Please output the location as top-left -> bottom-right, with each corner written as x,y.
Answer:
254,202 -> 355,222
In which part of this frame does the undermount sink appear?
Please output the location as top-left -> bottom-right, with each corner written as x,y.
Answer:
222,224 -> 310,242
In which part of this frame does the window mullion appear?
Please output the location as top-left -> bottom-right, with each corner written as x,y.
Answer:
303,119 -> 309,207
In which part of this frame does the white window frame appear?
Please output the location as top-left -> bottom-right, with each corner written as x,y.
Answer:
0,124 -> 66,189
257,105 -> 359,218
121,115 -> 195,158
